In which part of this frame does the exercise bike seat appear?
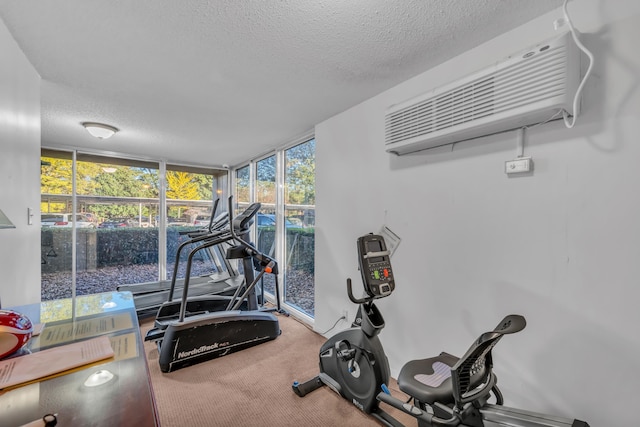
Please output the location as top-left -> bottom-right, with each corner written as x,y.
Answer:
397,315 -> 526,407
397,351 -> 472,405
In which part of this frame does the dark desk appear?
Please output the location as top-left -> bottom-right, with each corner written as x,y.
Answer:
1,292 -> 159,427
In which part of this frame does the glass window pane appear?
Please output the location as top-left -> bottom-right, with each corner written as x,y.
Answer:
78,154 -> 160,295
255,155 -> 277,296
235,165 -> 250,215
284,139 -> 315,316
41,150 -> 74,300
165,165 -> 228,281
40,150 -> 161,300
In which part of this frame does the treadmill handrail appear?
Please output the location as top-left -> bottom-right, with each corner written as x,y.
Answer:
177,230 -> 237,321
176,199 -> 269,322
168,224 -> 236,302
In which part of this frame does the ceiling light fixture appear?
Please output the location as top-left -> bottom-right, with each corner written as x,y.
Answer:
82,122 -> 119,139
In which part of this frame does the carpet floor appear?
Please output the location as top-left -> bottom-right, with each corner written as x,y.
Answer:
140,312 -> 416,426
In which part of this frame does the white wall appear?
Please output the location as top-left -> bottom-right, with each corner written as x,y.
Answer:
0,17 -> 41,307
314,1 -> 640,425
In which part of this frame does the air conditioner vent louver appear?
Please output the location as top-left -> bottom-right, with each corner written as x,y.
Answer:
385,32 -> 580,155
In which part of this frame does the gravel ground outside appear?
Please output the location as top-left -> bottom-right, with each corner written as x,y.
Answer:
41,260 -> 315,316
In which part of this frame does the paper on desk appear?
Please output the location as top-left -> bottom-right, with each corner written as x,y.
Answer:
109,332 -> 138,360
36,312 -> 133,348
0,336 -> 114,390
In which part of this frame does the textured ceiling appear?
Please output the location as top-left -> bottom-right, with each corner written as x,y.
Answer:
0,0 -> 563,168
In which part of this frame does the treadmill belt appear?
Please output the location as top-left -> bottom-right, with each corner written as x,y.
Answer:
132,277 -> 241,313
118,274 -> 229,295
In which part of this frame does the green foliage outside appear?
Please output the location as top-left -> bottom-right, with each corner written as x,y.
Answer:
240,139 -> 315,206
41,157 -> 215,222
256,156 -> 276,204
285,140 -> 315,205
257,227 -> 315,274
236,165 -> 250,203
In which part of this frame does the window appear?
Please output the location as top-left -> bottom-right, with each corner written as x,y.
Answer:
39,140 -> 313,321
41,150 -> 160,300
41,150 -> 73,300
165,164 -> 227,281
233,137 -> 315,320
255,155 -> 277,296
235,165 -> 250,215
284,139 -> 315,316
40,149 -> 227,301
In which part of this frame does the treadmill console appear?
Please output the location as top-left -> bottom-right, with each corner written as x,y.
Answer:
357,234 -> 395,298
233,202 -> 261,232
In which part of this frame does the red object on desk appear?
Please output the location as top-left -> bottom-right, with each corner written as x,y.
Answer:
0,309 -> 33,359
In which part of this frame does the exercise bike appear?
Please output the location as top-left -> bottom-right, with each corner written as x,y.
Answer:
293,233 -> 590,427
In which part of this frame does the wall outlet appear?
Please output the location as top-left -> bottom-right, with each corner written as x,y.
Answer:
505,157 -> 533,174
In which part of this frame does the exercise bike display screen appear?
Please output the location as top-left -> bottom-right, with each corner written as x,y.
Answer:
365,240 -> 384,263
358,234 -> 395,298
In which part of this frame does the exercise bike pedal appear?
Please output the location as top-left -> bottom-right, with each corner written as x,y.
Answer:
292,376 -> 323,397
337,348 -> 355,360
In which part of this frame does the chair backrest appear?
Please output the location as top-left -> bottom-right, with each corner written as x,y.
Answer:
451,315 -> 526,408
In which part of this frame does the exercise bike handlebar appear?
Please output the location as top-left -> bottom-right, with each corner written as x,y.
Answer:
347,278 -> 368,304
346,278 -> 382,305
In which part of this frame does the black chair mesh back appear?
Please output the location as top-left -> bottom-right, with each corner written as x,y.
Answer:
450,315 -> 526,408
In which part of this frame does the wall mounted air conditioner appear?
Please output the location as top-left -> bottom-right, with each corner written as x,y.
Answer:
385,32 -> 580,155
